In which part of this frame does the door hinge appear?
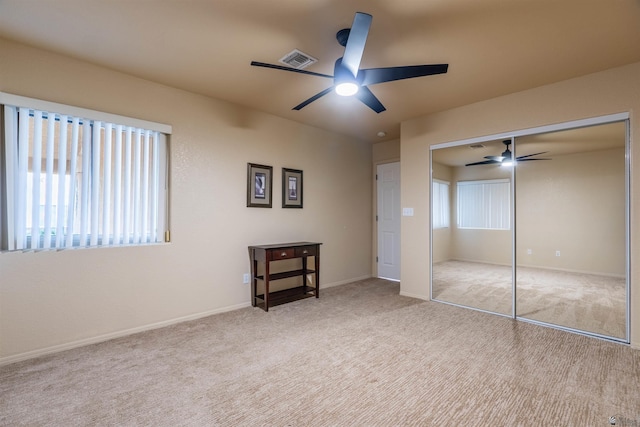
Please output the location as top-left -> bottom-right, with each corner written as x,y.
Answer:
376,256 -> 378,263
375,174 -> 378,180
376,215 -> 378,221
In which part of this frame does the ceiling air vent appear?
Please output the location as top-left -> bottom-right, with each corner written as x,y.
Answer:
469,144 -> 485,149
279,49 -> 317,70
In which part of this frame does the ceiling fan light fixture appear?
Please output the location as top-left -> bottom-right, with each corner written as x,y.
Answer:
250,12 -> 449,112
335,81 -> 359,96
501,160 -> 517,167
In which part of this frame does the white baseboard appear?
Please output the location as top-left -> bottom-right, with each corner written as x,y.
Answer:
399,291 -> 429,301
1,275 -> 374,367
0,301 -> 251,367
321,275 -> 372,289
450,258 -> 625,278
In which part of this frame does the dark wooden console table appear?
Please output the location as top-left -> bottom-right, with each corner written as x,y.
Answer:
248,242 -> 321,311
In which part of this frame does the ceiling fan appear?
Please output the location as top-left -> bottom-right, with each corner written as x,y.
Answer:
465,140 -> 550,166
250,12 -> 449,113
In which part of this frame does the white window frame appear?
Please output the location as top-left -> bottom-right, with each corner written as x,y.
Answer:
0,92 -> 172,252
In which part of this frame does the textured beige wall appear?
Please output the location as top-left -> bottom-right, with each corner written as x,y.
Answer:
372,139 -> 400,164
0,39 -> 373,362
516,147 -> 625,275
401,61 -> 640,347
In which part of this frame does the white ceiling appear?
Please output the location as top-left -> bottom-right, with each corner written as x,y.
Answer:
1,0 -> 639,143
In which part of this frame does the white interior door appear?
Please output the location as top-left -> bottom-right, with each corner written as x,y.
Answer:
377,162 -> 401,281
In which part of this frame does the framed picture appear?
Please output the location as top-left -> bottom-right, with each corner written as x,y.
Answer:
282,168 -> 303,208
247,163 -> 273,208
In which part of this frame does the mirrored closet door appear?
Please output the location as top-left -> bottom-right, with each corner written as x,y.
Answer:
514,122 -> 628,340
430,118 -> 629,342
430,140 -> 513,316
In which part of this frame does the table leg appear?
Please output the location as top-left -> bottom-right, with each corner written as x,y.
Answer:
251,258 -> 257,307
264,259 -> 270,312
302,256 -> 308,295
315,250 -> 320,298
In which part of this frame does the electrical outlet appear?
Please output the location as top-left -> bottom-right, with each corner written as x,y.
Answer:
527,249 -> 532,255
243,273 -> 250,284
555,250 -> 561,257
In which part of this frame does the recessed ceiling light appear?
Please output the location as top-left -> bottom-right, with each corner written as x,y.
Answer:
377,131 -> 387,138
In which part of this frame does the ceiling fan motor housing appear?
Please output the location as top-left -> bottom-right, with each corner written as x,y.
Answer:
336,28 -> 350,47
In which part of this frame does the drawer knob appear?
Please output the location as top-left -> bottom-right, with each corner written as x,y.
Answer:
281,252 -> 287,257
303,250 -> 308,254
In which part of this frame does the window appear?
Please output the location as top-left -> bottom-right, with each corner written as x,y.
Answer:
457,179 -> 510,230
1,94 -> 171,251
432,179 -> 450,229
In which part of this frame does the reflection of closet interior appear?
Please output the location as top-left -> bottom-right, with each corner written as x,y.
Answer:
430,117 -> 628,342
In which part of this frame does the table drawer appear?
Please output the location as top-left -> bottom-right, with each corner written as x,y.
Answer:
268,248 -> 295,261
295,245 -> 317,257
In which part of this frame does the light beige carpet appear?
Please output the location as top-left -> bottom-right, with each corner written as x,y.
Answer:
1,278 -> 639,426
433,260 -> 626,339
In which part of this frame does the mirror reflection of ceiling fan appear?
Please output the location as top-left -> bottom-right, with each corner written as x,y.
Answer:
250,12 -> 449,113
465,140 -> 550,166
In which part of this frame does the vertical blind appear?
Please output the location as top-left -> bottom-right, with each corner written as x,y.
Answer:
457,179 -> 510,229
432,180 -> 450,229
2,104 -> 168,251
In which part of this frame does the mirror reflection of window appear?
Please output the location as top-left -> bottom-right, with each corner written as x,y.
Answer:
456,179 -> 510,230
432,180 -> 450,229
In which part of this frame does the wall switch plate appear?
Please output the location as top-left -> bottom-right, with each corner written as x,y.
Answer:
402,207 -> 414,216
555,251 -> 561,257
243,273 -> 250,284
